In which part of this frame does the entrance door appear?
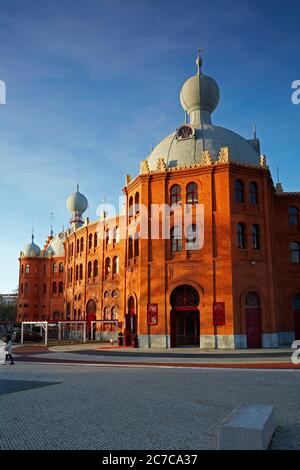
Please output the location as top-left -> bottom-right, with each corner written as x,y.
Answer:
246,308 -> 262,348
295,311 -> 300,340
175,311 -> 200,347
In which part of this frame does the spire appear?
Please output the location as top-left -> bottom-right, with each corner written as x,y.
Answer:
50,211 -> 54,237
253,124 -> 257,140
77,183 -> 79,192
31,233 -> 34,243
196,49 -> 203,75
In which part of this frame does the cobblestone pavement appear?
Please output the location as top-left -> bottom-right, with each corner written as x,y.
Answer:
0,363 -> 300,450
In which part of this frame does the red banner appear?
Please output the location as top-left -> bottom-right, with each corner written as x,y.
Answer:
213,302 -> 225,326
147,304 -> 158,326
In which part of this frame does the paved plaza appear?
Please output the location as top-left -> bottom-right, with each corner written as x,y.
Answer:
1,360 -> 300,450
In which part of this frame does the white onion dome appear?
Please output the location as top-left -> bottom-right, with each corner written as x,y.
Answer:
180,54 -> 220,122
21,235 -> 41,258
146,52 -> 260,171
66,185 -> 88,214
45,232 -> 66,257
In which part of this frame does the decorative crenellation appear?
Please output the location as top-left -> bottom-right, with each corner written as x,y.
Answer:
156,157 -> 167,172
275,182 -> 284,194
200,150 -> 212,166
140,160 -> 150,175
125,174 -> 133,186
260,154 -> 268,168
218,147 -> 230,163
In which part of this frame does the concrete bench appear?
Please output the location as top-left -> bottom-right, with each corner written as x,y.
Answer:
218,404 -> 275,450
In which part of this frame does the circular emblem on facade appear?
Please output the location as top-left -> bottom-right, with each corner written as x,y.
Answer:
177,124 -> 195,139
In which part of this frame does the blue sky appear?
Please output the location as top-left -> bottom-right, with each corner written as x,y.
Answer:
0,0 -> 300,292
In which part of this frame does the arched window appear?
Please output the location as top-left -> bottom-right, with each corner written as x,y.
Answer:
171,226 -> 182,252
290,242 -> 300,264
129,196 -> 134,218
104,290 -> 110,298
134,234 -> 139,257
34,284 -> 38,294
94,233 -> 98,248
170,185 -> 181,206
21,284 -> 24,295
59,282 -> 63,293
88,261 -> 92,279
76,265 -> 79,281
105,229 -> 110,247
74,295 -> 77,301
74,309 -> 77,321
79,264 -> 83,280
43,284 -> 46,294
25,264 -> 29,274
70,267 -> 73,283
249,182 -> 258,205
251,224 -> 260,250
135,192 -> 140,214
112,256 -> 119,275
103,306 -> 110,320
88,234 -> 93,249
246,292 -> 260,307
80,237 -> 84,252
186,224 -> 199,251
128,236 -> 133,259
236,223 -> 246,249
24,283 -> 28,296
93,260 -> 99,277
21,265 -> 24,274
235,180 -> 244,203
289,207 -> 299,226
115,227 -> 120,244
76,239 -> 80,254
52,282 -> 57,294
293,293 -> 300,310
112,290 -> 119,298
71,242 -> 74,256
53,263 -> 58,273
111,306 -> 118,321
59,263 -> 64,273
186,182 -> 198,204
78,309 -> 82,321
105,258 -> 111,276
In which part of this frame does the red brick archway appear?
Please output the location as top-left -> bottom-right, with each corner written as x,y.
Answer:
245,292 -> 262,348
170,285 -> 200,348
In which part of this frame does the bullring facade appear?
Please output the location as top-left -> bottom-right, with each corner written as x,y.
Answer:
18,53 -> 300,349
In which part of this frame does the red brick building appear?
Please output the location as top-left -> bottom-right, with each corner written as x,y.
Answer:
18,53 -> 300,349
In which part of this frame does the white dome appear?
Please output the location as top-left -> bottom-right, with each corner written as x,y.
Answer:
180,73 -> 220,115
21,238 -> 41,258
146,52 -> 260,171
146,124 -> 260,171
45,232 -> 66,257
66,185 -> 88,214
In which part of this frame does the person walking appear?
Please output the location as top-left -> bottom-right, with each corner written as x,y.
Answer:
0,337 -> 6,365
5,335 -> 14,365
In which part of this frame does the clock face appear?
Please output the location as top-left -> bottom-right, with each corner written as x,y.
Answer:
177,125 -> 194,139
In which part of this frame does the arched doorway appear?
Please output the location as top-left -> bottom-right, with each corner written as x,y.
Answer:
53,311 -> 61,321
245,292 -> 262,348
86,299 -> 97,339
293,293 -> 300,340
66,303 -> 71,321
170,285 -> 200,347
124,296 -> 137,346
